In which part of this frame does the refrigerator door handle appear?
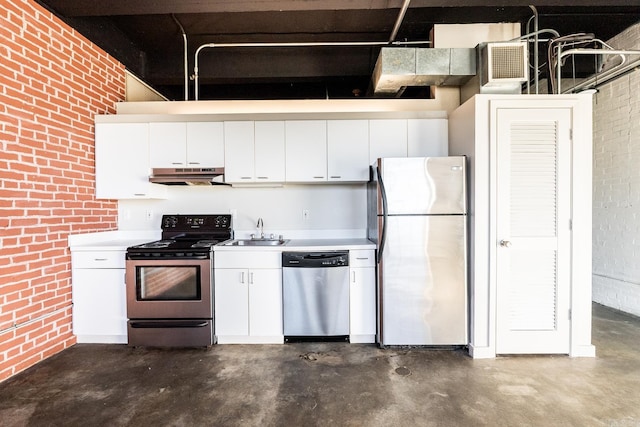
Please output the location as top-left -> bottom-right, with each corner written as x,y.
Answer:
376,165 -> 388,262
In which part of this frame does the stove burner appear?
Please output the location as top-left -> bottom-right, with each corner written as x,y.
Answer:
136,240 -> 174,249
191,240 -> 220,248
127,214 -> 233,259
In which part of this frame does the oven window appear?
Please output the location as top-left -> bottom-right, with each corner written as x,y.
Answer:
136,266 -> 201,300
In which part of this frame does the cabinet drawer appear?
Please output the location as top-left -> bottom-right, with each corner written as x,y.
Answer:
215,251 -> 282,269
72,251 -> 126,269
350,250 -> 375,267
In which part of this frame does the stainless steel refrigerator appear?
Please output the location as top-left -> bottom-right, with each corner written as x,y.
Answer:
367,156 -> 467,346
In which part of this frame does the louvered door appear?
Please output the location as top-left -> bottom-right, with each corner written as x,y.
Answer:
495,108 -> 571,354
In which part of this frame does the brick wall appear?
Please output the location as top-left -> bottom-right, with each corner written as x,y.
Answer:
592,23 -> 640,316
0,0 -> 123,382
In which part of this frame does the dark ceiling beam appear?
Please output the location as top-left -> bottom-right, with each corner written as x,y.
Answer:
38,0 -> 640,17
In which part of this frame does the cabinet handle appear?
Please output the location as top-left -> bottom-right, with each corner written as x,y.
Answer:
313,176 -> 325,179
330,176 -> 341,179
241,177 -> 252,180
257,177 -> 268,180
240,272 -> 245,283
94,258 -> 108,261
134,193 -> 146,197
356,257 -> 369,260
188,162 -> 200,165
249,272 -> 254,284
352,271 -> 356,283
171,162 -> 183,165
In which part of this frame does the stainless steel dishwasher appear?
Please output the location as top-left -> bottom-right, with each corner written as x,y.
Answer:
282,251 -> 350,341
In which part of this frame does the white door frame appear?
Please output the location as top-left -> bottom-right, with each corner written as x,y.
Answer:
494,107 -> 571,354
477,96 -> 595,358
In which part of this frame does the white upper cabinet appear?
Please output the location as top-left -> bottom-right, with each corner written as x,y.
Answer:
149,122 -> 187,167
254,121 -> 286,182
327,120 -> 369,182
407,118 -> 448,157
369,119 -> 408,163
186,122 -> 225,167
95,122 -> 166,199
149,122 -> 224,168
224,121 -> 255,183
285,120 -> 327,182
224,121 -> 285,184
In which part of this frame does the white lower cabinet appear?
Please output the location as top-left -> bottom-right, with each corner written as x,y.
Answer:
71,251 -> 127,344
214,269 -> 250,336
214,251 -> 283,343
349,250 -> 376,343
248,269 -> 283,337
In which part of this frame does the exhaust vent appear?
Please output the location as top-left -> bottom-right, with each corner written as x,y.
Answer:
479,42 -> 528,89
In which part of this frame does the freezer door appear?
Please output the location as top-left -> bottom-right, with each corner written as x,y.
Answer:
379,215 -> 467,346
378,157 -> 466,215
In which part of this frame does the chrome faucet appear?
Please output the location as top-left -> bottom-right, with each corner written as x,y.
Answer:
256,217 -> 264,239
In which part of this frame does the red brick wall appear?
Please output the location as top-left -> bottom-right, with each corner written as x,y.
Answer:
0,0 -> 124,382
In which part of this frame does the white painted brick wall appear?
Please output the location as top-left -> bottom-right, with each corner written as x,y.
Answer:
592,22 -> 640,317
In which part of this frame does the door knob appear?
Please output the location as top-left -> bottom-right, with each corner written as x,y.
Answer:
499,240 -> 512,248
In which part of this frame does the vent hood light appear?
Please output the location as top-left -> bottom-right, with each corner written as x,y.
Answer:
149,167 -> 228,186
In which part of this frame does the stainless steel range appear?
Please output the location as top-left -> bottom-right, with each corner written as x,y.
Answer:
125,214 -> 233,347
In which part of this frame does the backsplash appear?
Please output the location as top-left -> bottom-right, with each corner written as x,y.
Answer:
118,184 -> 368,238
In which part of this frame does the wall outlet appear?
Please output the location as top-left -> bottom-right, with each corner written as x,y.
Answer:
145,210 -> 153,221
302,209 -> 310,221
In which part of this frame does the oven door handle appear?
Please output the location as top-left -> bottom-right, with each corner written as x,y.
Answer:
129,321 -> 210,328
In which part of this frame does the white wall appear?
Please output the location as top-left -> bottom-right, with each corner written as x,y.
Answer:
118,184 -> 368,239
592,23 -> 640,317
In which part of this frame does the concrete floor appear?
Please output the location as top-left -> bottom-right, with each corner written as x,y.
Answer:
1,303 -> 639,427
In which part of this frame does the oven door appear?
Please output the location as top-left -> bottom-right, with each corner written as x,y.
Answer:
126,258 -> 212,320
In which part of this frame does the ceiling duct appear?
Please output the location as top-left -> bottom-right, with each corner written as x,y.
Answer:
372,47 -> 476,95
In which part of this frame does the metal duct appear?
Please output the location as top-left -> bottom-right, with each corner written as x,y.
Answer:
372,47 -> 476,95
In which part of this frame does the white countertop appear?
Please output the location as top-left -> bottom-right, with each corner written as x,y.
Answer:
68,231 -> 375,252
68,230 -> 161,251
214,238 -> 375,252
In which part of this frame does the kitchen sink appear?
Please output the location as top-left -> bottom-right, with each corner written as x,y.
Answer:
225,239 -> 288,246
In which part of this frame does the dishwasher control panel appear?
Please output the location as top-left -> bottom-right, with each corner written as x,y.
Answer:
282,251 -> 349,268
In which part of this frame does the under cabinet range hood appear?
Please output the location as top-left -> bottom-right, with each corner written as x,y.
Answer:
149,168 -> 227,185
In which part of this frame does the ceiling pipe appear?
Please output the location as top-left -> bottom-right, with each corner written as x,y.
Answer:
172,14 -> 189,101
548,33 -> 595,93
565,56 -> 640,93
192,0 -> 416,100
193,39 -> 431,100
510,28 -> 560,94
529,5 -> 539,94
389,0 -> 411,43
557,48 -> 640,94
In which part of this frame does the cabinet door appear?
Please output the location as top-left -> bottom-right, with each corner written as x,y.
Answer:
95,122 -> 165,199
72,269 -> 127,342
255,121 -> 285,182
407,119 -> 448,157
186,122 -> 224,167
350,267 -> 376,337
369,119 -> 408,163
248,269 -> 283,336
327,120 -> 369,182
224,121 -> 255,183
214,269 -> 249,336
285,120 -> 327,182
149,122 -> 187,167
